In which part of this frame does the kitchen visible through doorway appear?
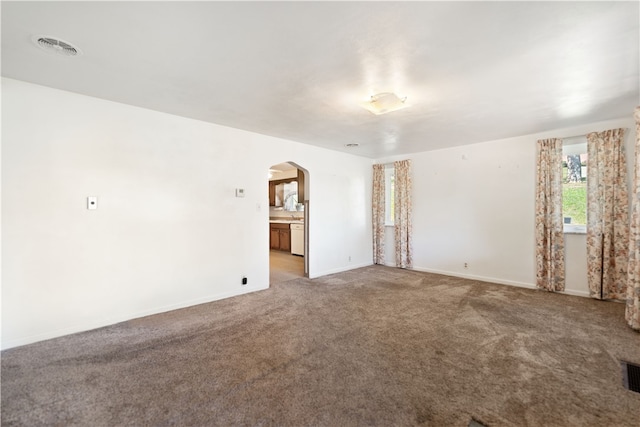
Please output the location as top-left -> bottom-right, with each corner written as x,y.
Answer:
268,161 -> 309,283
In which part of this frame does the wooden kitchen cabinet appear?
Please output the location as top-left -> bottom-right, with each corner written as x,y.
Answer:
297,169 -> 305,204
270,226 -> 281,250
270,223 -> 291,251
268,182 -> 276,206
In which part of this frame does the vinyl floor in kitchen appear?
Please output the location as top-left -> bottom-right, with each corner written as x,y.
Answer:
269,250 -> 304,284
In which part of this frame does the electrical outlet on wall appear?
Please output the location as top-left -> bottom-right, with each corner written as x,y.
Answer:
87,196 -> 98,210
464,263 -> 468,269
241,277 -> 247,285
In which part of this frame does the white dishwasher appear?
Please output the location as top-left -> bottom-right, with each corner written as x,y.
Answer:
290,223 -> 304,256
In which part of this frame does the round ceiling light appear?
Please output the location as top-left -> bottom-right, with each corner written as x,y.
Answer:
33,36 -> 82,57
360,92 -> 408,115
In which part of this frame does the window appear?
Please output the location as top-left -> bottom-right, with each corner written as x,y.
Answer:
385,166 -> 395,225
562,138 -> 587,233
273,180 -> 298,210
282,181 -> 298,211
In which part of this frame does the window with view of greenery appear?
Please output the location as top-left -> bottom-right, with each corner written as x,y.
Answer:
562,140 -> 587,231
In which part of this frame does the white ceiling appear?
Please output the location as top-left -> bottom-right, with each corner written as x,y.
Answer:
2,1 -> 638,158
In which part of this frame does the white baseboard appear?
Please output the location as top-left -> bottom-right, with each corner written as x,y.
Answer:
309,262 -> 373,279
558,288 -> 590,298
411,266 -> 590,298
1,284 -> 269,350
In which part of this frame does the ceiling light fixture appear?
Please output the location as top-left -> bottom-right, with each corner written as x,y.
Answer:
33,35 -> 82,57
360,92 -> 408,115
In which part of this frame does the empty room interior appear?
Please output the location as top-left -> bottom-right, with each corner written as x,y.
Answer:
2,2 -> 640,426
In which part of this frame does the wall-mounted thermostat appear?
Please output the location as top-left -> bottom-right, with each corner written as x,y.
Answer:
87,196 -> 98,210
235,188 -> 245,198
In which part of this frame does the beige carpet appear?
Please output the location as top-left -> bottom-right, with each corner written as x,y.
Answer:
2,266 -> 640,426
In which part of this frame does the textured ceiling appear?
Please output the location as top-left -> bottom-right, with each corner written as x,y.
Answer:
2,1 -> 638,158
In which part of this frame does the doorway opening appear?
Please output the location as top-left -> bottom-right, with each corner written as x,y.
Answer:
268,162 -> 309,284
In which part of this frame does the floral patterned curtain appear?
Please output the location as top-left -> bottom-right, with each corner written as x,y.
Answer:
372,164 -> 386,265
535,138 -> 565,292
586,129 -> 629,300
394,160 -> 412,268
627,108 -> 640,330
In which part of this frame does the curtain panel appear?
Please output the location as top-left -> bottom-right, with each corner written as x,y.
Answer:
394,160 -> 413,269
372,164 -> 386,265
586,128 -> 629,300
535,138 -> 565,292
627,107 -> 640,330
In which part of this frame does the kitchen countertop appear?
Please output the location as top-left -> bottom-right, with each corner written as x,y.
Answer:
270,219 -> 304,224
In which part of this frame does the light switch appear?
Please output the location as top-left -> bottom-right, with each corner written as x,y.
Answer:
235,188 -> 245,198
87,196 -> 98,210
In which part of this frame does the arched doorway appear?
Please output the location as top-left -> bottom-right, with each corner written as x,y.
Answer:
268,161 -> 309,284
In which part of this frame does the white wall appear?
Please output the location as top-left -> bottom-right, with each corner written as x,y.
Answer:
1,78 -> 373,349
379,117 -> 636,297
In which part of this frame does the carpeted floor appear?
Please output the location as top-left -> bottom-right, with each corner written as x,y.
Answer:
2,266 -> 640,426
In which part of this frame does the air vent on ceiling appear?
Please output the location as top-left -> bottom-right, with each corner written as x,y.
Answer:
34,36 -> 81,57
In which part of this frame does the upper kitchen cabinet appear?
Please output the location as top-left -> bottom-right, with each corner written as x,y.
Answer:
269,181 -> 276,206
297,169 -> 305,204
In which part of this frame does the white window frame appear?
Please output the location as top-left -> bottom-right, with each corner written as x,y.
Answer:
562,137 -> 587,234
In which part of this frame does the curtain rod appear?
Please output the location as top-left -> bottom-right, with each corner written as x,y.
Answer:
562,134 -> 588,145
559,126 -> 628,142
